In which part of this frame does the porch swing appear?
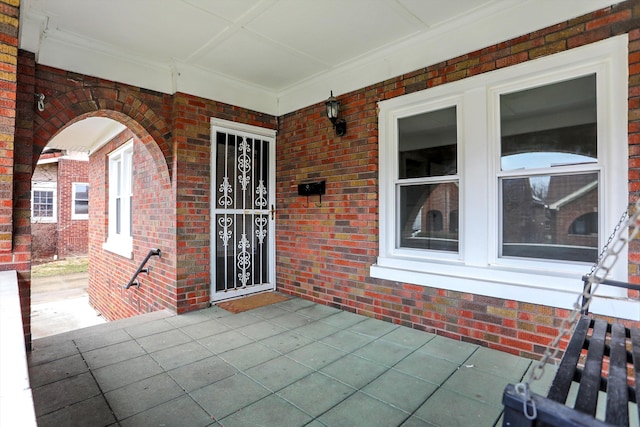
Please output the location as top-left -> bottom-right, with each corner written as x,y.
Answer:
502,200 -> 640,427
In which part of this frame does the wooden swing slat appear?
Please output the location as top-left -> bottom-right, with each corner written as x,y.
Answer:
547,316 -> 591,403
631,327 -> 640,423
503,384 -> 613,427
605,323 -> 629,426
501,204 -> 640,427
503,314 -> 639,426
575,319 -> 607,416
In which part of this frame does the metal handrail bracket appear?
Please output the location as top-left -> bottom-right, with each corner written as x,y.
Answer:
123,248 -> 161,289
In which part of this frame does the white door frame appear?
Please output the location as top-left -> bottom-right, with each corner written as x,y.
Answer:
210,118 -> 276,302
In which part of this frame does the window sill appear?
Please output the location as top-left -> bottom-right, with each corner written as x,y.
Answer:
102,239 -> 132,259
370,258 -> 639,321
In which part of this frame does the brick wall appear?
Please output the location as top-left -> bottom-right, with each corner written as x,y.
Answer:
86,92 -> 277,320
171,93 -> 276,314
88,129 -> 177,320
8,0 -> 640,357
18,61 -> 276,326
0,1 -> 31,349
57,158 -> 88,258
29,157 -> 89,260
276,1 -> 640,358
29,64 -> 180,323
0,0 -> 18,256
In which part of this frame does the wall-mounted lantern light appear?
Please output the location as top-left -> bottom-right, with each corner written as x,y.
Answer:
325,91 -> 346,136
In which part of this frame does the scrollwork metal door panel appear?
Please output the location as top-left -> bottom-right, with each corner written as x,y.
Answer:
210,121 -> 275,302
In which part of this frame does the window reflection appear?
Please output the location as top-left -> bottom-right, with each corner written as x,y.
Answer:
500,74 -> 599,263
501,74 -> 596,171
399,107 -> 457,179
400,183 -> 458,251
501,173 -> 598,262
398,106 -> 459,252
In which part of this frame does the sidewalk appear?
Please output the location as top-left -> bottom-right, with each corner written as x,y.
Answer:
31,272 -> 105,339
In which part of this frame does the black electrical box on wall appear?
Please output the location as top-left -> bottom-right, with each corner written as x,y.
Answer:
298,181 -> 326,196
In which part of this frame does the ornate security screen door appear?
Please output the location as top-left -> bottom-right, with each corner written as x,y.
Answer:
210,119 -> 276,302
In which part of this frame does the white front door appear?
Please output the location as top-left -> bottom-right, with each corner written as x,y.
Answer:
210,119 -> 276,302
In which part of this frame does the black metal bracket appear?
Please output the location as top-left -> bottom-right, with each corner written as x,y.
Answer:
298,181 -> 326,206
580,274 -> 640,314
123,248 -> 161,289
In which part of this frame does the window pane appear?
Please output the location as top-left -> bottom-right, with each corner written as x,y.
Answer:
501,74 -> 597,170
74,184 -> 89,215
75,200 -> 89,215
399,183 -> 458,251
116,159 -> 122,197
34,190 -> 54,217
399,106 -> 457,179
501,173 -> 598,262
116,197 -> 121,234
125,150 -> 133,195
75,184 -> 89,199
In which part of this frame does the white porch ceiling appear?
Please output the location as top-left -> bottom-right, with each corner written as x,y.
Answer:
19,0 -> 622,152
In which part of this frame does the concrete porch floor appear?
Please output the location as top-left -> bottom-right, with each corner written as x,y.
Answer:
27,294 -> 555,427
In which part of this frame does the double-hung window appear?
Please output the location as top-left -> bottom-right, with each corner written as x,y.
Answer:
372,35 -> 633,319
72,182 -> 89,220
499,75 -> 598,263
103,140 -> 133,258
397,104 -> 460,255
31,182 -> 57,223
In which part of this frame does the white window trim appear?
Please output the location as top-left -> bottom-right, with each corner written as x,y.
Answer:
71,182 -> 89,220
371,35 -> 637,320
31,181 -> 57,223
103,140 -> 133,258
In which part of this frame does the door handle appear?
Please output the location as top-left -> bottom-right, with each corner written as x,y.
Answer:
270,204 -> 275,220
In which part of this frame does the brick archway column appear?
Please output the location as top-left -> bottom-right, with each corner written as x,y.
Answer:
0,0 -> 18,254
0,1 -> 34,350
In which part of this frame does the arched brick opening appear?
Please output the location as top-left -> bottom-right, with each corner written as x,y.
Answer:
28,82 -> 178,321
14,53 -> 278,347
32,87 -> 172,182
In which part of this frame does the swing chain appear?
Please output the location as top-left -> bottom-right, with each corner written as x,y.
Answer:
515,197 -> 640,420
515,382 -> 537,420
587,208 -> 628,277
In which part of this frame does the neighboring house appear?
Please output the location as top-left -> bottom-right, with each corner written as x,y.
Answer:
31,149 -> 89,261
1,1 -> 639,359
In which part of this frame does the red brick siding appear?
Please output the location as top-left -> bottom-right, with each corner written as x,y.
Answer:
276,1 -> 640,359
88,129 -> 177,320
553,189 -> 598,248
30,158 -> 89,260
32,65 -> 174,171
0,0 -> 17,255
56,158 -> 88,258
2,2 -> 32,349
628,0 -> 640,293
18,62 -> 276,325
7,0 -> 639,357
171,93 -> 277,313
29,65 -> 179,323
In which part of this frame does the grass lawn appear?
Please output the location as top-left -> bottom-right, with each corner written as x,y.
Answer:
32,257 -> 89,277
